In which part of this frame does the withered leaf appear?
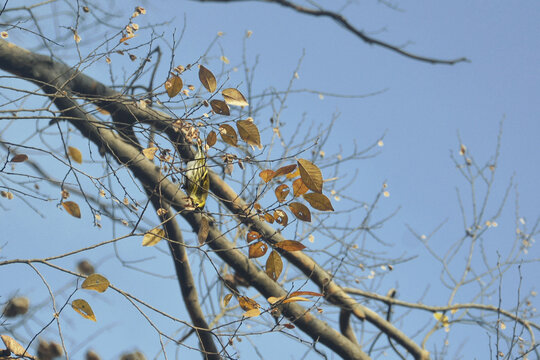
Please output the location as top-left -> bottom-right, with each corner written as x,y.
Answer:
236,120 -> 262,149
206,131 -> 217,148
199,65 -> 217,93
219,124 -> 237,146
10,154 -> 28,163
210,99 -> 230,116
82,274 -> 110,293
303,193 -> 334,211
223,293 -> 233,307
274,184 -> 290,203
266,250 -> 283,281
297,159 -> 323,193
273,164 -> 297,178
198,216 -> 209,245
259,169 -> 275,183
222,88 -> 249,107
68,146 -> 83,164
247,230 -> 261,243
71,299 -> 96,321
142,228 -> 165,246
165,75 -> 183,98
292,178 -> 309,197
274,240 -> 305,251
62,201 -> 81,218
273,210 -> 288,226
288,202 -> 311,222
0,335 -> 35,359
249,242 -> 268,258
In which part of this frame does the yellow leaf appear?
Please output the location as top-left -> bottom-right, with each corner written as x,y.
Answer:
263,212 -> 274,223
267,296 -> 285,305
210,99 -> 230,115
10,154 -> 28,163
68,146 -> 83,164
266,250 -> 283,281
220,55 -> 230,64
222,88 -> 249,107
249,241 -> 268,258
243,308 -> 261,317
223,293 -> 233,307
297,159 -> 323,193
72,299 -> 96,321
433,312 -> 449,327
273,210 -> 288,226
274,184 -> 290,203
82,274 -> 110,293
142,147 -> 158,160
142,228 -> 165,246
292,178 -> 309,197
0,335 -> 35,359
119,34 -> 136,43
289,291 -> 323,297
259,169 -> 275,183
62,201 -> 81,218
303,193 -> 334,211
165,75 -> 183,98
198,65 -> 216,93
288,202 -> 311,222
236,120 -> 261,149
206,131 -> 217,148
274,240 -> 305,251
219,124 -> 238,146
286,168 -> 300,179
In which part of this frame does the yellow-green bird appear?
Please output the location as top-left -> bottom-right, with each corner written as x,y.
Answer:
184,145 -> 209,209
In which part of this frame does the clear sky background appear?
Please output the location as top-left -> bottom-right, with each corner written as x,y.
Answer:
1,1 -> 539,359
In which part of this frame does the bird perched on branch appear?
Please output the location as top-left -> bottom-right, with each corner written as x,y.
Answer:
184,145 -> 209,209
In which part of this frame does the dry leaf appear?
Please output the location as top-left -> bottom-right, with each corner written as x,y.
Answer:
1,335 -> 35,359
165,75 -> 183,98
71,299 -> 96,321
219,124 -> 237,146
82,274 -> 110,293
273,210 -> 288,226
198,216 -> 209,245
297,159 -> 323,193
303,193 -> 334,211
249,242 -> 268,258
210,100 -> 230,115
274,184 -> 290,203
288,202 -> 311,222
62,201 -> 81,218
10,154 -> 28,163
242,308 -> 261,317
259,169 -> 275,183
142,228 -> 165,246
247,230 -> 261,243
222,88 -> 249,107
142,147 -> 158,160
206,131 -> 217,148
273,164 -> 297,179
266,250 -> 283,281
236,120 -> 262,149
223,293 -> 233,307
292,178 -> 309,197
68,146 -> 83,164
198,65 -> 216,93
274,240 -> 305,251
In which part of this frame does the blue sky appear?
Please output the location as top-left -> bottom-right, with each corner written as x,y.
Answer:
1,1 -> 539,359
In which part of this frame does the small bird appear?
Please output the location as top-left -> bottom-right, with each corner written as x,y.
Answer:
184,145 -> 209,209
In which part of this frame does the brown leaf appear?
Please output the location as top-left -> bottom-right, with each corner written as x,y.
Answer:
266,250 -> 283,281
198,216 -> 209,245
286,168 -> 300,179
247,230 -> 261,243
283,323 -> 295,329
62,201 -> 81,218
206,131 -> 217,148
273,164 -> 297,178
68,146 -> 83,164
249,242 -> 268,258
274,184 -> 290,203
199,65 -> 217,93
273,210 -> 288,226
210,99 -> 230,115
142,147 -> 158,160
82,274 -> 110,293
222,88 -> 249,107
71,299 -> 96,321
236,120 -> 262,149
165,75 -> 183,98
219,124 -> 237,146
242,308 -> 261,317
238,296 -> 259,311
303,193 -> 334,211
274,240 -> 305,251
292,178 -> 309,197
282,296 -> 311,304
297,158 -> 323,193
288,202 -> 311,222
259,169 -> 275,183
1,335 -> 35,359
119,34 -> 136,43
264,212 -> 274,223
10,154 -> 28,163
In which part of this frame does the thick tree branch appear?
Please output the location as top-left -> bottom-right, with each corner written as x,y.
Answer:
195,0 -> 469,65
